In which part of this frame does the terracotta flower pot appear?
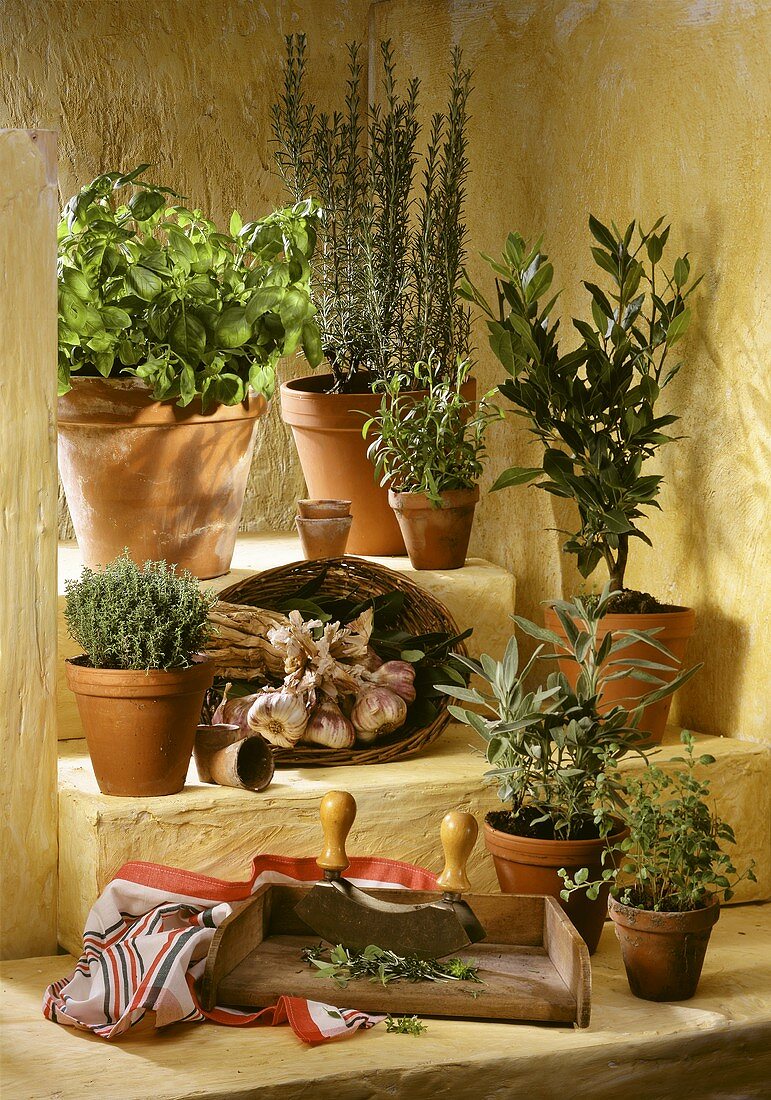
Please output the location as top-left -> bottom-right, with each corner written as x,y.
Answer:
544,605 -> 696,744
608,894 -> 720,1001
65,657 -> 214,796
193,725 -> 275,791
389,487 -> 479,570
484,819 -> 626,954
295,515 -> 353,560
58,377 -> 267,579
280,373 -> 476,556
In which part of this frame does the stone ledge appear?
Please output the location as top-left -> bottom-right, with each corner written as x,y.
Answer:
57,726 -> 770,957
56,533 -> 517,740
4,905 -> 770,1100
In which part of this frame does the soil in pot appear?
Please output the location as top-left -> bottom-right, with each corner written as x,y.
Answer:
280,372 -> 476,557
389,487 -> 479,570
58,377 -> 266,579
65,656 -> 214,796
484,809 -> 625,954
608,894 -> 720,1001
544,598 -> 695,744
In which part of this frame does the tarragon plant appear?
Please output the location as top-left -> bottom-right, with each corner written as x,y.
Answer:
461,218 -> 702,589
57,166 -> 322,407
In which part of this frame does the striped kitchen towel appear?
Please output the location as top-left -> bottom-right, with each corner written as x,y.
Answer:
43,854 -> 436,1044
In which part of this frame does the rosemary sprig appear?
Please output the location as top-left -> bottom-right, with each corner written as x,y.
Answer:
385,1014 -> 427,1036
301,943 -> 483,988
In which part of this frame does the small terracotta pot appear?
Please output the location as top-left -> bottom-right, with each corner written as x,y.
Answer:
608,894 -> 720,1001
281,373 -> 476,556
65,657 -> 214,796
544,606 -> 696,744
484,819 -> 626,954
297,499 -> 352,519
296,515 -> 353,560
193,725 -> 275,791
389,487 -> 478,570
58,377 -> 267,579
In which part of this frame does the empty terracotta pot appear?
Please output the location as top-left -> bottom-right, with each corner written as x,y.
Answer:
296,515 -> 353,560
544,605 -> 696,744
281,373 -> 476,556
608,894 -> 720,1001
65,657 -> 214,796
484,819 -> 627,954
58,376 -> 267,579
389,487 -> 479,570
297,499 -> 351,519
194,725 -> 275,791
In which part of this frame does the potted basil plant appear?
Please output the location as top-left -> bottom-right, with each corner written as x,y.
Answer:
58,166 -> 321,579
364,358 -> 502,569
560,731 -> 756,999
441,587 -> 699,953
64,552 -> 216,797
461,218 -> 703,740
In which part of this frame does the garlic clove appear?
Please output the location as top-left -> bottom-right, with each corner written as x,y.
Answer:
351,687 -> 407,742
247,690 -> 308,749
368,660 -> 417,703
304,697 -> 355,749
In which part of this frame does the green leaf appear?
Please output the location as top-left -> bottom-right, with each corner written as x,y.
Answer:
666,308 -> 691,347
245,286 -> 285,323
301,319 -> 323,367
169,312 -> 206,360
279,286 -> 311,329
126,265 -> 163,301
229,210 -> 243,236
216,306 -> 252,349
674,256 -> 690,287
491,466 -> 542,491
588,215 -> 617,252
128,189 -> 166,222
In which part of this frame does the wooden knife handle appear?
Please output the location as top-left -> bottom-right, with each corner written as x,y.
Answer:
436,811 -> 477,895
317,790 -> 356,875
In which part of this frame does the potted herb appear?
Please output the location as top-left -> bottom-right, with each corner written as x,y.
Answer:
364,358 -> 501,569
561,732 -> 756,999
441,588 -> 698,952
64,552 -> 216,796
57,166 -> 321,579
461,219 -> 702,740
273,36 -> 473,554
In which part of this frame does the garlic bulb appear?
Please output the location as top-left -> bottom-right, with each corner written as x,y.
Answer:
247,690 -> 308,749
304,698 -> 355,749
360,646 -> 383,672
368,660 -> 416,703
351,687 -> 407,743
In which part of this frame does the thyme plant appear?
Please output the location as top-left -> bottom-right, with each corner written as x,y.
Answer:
441,588 -> 699,840
272,34 -> 472,390
363,358 -> 502,505
65,551 -> 216,670
461,219 -> 702,590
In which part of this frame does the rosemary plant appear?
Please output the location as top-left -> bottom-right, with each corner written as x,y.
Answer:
272,34 -> 472,391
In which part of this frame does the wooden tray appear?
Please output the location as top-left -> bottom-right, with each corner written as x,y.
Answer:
201,885 -> 591,1028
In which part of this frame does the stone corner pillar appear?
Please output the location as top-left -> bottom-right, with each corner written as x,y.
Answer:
0,129 -> 59,959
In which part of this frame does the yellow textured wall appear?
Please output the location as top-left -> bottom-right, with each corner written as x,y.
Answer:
0,130 -> 59,958
0,0 -> 371,536
373,0 -> 771,744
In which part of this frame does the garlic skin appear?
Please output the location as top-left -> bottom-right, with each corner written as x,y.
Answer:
351,687 -> 407,742
304,697 -> 355,749
360,646 -> 383,672
368,660 -> 416,703
247,690 -> 308,749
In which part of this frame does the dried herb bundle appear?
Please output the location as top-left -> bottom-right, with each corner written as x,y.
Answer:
301,943 -> 482,988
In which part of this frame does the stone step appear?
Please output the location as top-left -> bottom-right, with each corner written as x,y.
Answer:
5,904 -> 771,1100
57,726 -> 770,957
56,533 -> 517,740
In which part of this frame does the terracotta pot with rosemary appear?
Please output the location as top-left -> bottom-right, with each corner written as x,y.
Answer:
364,358 -> 501,570
561,732 -> 756,1000
64,552 -> 216,796
440,587 -> 699,953
462,218 -> 703,741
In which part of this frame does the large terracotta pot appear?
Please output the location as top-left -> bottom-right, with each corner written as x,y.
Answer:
389,487 -> 479,570
65,657 -> 214,796
58,377 -> 267,579
484,819 -> 626,954
544,605 -> 696,744
608,894 -> 720,1001
280,373 -> 476,556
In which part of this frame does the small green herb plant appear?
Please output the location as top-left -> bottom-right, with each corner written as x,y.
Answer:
441,587 -> 700,841
65,551 -> 216,670
385,1014 -> 427,1036
560,731 -> 756,912
58,166 -> 322,407
364,357 -> 502,506
461,218 -> 701,590
273,35 -> 472,390
301,943 -> 482,989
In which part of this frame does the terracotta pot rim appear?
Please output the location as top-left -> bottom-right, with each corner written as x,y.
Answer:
295,515 -> 353,527
484,818 -> 627,866
545,604 -> 696,626
280,374 -> 477,427
65,655 -> 214,696
58,375 -> 267,427
388,486 -> 480,510
608,892 -> 720,930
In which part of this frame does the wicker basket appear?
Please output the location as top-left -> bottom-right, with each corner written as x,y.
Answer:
212,557 -> 467,767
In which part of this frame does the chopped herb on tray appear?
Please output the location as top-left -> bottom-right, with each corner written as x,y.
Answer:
301,943 -> 483,988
